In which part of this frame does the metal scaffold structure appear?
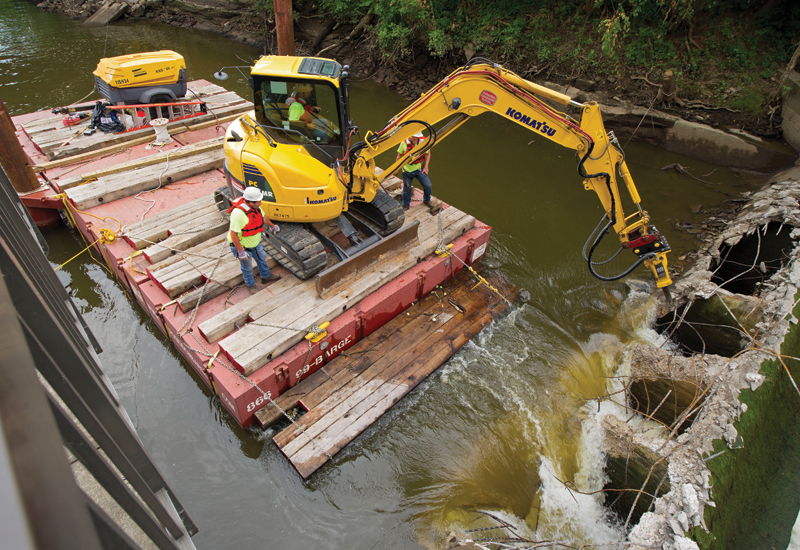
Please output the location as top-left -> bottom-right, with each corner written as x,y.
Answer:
0,165 -> 197,550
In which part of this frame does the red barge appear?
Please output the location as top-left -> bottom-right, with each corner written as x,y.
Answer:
11,80 -> 516,475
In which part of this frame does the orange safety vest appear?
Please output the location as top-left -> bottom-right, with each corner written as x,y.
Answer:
227,197 -> 264,237
405,138 -> 426,164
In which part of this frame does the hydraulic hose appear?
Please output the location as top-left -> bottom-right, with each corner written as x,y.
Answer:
584,218 -> 655,282
575,141 -> 616,227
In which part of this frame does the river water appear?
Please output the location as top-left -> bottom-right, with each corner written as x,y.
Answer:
0,1 -> 767,548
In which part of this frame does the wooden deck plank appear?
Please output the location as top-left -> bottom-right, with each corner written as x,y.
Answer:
295,280 -> 478,415
175,249 -> 292,313
272,272 -> 519,478
148,233 -> 229,274
274,279 -> 490,450
152,241 -> 231,287
162,251 -> 278,299
220,207 -> 474,374
126,196 -> 220,251
175,266 -> 246,311
142,210 -> 229,265
198,276 -> 316,343
77,137 -> 223,183
290,385 -> 410,478
66,149 -> 225,210
288,301 -> 510,478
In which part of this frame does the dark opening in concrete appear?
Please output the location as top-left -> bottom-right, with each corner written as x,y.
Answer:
710,222 -> 794,295
629,378 -> 705,434
602,416 -> 671,526
656,298 -> 749,357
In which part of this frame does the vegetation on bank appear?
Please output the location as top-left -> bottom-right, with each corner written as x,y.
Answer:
252,0 -> 799,126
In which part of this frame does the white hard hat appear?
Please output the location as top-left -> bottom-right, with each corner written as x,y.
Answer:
412,132 -> 424,139
242,187 -> 263,201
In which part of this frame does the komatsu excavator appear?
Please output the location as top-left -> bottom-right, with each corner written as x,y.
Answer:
216,55 -> 672,289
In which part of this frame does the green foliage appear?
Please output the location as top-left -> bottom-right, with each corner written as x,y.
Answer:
730,90 -> 765,114
598,9 -> 630,61
248,0 -> 274,13
317,0 -> 373,22
306,0 -> 797,115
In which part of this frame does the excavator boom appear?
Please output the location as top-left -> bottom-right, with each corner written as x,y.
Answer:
346,59 -> 672,288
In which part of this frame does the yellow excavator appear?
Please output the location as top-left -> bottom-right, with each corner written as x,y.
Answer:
215,55 -> 672,288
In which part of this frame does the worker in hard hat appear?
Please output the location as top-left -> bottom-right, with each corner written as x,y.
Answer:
287,83 -> 332,142
396,132 -> 435,211
227,186 -> 281,293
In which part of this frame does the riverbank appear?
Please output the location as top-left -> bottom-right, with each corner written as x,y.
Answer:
34,0 -> 799,143
20,2 -> 800,548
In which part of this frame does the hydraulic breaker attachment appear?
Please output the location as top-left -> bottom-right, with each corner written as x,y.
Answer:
643,250 -> 672,288
625,228 -> 672,288
315,221 -> 420,299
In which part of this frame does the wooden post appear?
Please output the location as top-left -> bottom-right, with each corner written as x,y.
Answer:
274,0 -> 296,56
0,99 -> 40,193
656,69 -> 677,106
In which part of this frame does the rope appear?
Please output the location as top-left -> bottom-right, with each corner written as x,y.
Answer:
55,234 -> 104,271
134,150 -> 172,221
58,194 -> 123,281
434,212 -> 510,305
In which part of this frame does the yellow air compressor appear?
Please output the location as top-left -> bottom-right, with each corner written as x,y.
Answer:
93,50 -> 187,105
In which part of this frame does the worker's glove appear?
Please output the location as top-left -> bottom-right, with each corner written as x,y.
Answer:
271,225 -> 280,233
237,250 -> 248,261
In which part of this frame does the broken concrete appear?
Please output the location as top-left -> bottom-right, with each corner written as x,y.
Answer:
612,166 -> 800,549
627,345 -> 726,431
83,1 -> 129,26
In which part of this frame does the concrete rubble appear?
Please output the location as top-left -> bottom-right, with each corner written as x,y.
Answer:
619,166 -> 800,549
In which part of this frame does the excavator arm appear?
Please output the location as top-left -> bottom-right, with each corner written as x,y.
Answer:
345,59 -> 672,288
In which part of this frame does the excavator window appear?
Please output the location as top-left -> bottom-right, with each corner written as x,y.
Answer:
252,76 -> 342,148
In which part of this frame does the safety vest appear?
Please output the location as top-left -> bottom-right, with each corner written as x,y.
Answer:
227,197 -> 264,237
405,138 -> 426,165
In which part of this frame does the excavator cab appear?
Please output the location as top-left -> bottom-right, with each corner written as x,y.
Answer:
250,57 -> 347,165
254,77 -> 342,146
217,56 -> 409,285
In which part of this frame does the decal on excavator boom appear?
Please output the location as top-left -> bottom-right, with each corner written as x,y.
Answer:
505,108 -> 557,137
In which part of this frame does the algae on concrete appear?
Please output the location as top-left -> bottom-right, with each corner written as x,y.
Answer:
692,293 -> 800,550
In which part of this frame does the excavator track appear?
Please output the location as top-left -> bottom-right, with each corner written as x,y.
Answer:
219,186 -> 406,281
263,223 -> 328,281
348,189 -> 405,236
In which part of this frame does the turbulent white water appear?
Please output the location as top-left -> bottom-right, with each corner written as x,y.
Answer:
429,285 -> 672,548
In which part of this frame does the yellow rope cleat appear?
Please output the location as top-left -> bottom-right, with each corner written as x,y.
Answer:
305,321 -> 330,343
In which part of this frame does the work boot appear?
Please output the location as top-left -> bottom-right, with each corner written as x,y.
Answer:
402,205 -> 410,211
262,273 -> 281,283
423,199 -> 442,214
246,285 -> 259,294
